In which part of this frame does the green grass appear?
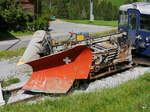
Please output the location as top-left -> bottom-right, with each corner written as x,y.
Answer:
90,29 -> 117,37
107,0 -> 144,7
0,48 -> 25,59
0,31 -> 33,41
1,73 -> 150,112
107,0 -> 127,7
64,19 -> 118,27
2,78 -> 20,87
51,29 -> 117,44
10,31 -> 33,37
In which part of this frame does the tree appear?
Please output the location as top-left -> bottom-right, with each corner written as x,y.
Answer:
125,0 -> 139,3
0,0 -> 28,31
57,0 -> 69,18
48,0 -> 118,20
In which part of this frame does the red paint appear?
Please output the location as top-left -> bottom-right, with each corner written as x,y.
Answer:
23,45 -> 92,93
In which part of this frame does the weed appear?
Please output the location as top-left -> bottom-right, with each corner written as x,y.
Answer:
2,78 -> 20,87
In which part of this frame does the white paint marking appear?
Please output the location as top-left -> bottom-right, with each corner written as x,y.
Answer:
63,57 -> 71,64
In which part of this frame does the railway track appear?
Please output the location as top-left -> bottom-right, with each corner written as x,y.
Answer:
3,88 -> 44,105
2,61 -> 149,105
1,32 -> 150,106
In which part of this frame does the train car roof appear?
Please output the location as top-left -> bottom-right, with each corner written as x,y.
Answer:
119,2 -> 150,15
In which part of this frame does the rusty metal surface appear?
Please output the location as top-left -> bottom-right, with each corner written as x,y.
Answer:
90,64 -> 132,79
114,44 -> 132,63
133,55 -> 150,66
23,45 -> 92,93
90,40 -> 132,79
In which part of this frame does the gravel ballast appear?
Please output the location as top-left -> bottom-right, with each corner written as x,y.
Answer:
0,57 -> 32,81
0,57 -> 149,104
83,67 -> 150,93
0,57 -> 149,92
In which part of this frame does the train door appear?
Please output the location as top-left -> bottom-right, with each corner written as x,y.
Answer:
127,9 -> 140,45
118,11 -> 128,32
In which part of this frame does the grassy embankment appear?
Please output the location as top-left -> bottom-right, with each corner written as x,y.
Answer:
2,78 -> 20,87
0,73 -> 149,112
108,0 -> 145,7
0,48 -> 25,59
90,29 -> 117,37
64,20 -> 118,27
0,31 -> 33,40
10,31 -> 33,37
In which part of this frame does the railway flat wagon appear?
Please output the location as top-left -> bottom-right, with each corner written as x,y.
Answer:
21,31 -> 132,93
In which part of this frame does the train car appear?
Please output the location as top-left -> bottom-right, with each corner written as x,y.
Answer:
119,2 -> 150,57
22,31 -> 132,93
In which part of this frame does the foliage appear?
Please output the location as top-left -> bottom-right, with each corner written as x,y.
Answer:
94,0 -> 118,20
0,73 -> 150,112
0,0 -> 32,31
68,0 -> 90,19
27,15 -> 50,31
0,0 -> 146,33
34,15 -> 49,30
49,0 -> 145,20
2,78 -> 20,87
49,0 -> 118,20
0,0 -> 49,32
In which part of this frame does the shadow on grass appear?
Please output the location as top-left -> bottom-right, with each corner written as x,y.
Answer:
0,31 -> 18,41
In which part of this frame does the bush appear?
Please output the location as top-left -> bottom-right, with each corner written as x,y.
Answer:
68,0 -> 89,20
0,0 -> 50,32
34,15 -> 50,30
27,15 -> 50,31
0,15 -> 8,31
94,0 -> 118,20
0,0 -> 29,31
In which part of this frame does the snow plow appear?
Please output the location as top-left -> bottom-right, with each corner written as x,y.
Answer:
23,46 -> 92,93
21,30 -> 132,93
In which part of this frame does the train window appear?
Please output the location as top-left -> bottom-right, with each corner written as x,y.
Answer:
119,11 -> 128,26
129,14 -> 137,29
140,14 -> 150,31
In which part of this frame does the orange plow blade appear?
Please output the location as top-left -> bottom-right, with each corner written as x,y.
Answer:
23,45 -> 92,93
